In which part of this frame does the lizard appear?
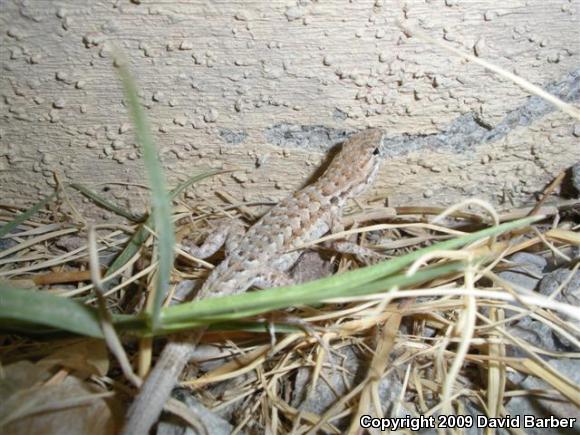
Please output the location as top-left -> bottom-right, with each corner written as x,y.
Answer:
122,128 -> 384,434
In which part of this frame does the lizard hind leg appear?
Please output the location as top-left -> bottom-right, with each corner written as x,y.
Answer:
181,217 -> 245,259
223,218 -> 246,255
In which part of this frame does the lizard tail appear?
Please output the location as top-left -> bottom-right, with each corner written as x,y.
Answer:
121,331 -> 204,434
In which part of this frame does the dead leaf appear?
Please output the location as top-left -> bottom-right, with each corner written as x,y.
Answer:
38,339 -> 109,378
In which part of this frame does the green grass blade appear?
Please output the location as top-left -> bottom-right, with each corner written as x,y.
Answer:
104,223 -> 150,280
0,192 -> 57,239
0,264 -> 455,338
0,215 -> 542,338
70,183 -> 144,222
162,215 -> 542,327
0,285 -> 103,338
116,57 -> 174,329
157,262 -> 463,333
168,169 -> 231,199
105,169 -> 227,280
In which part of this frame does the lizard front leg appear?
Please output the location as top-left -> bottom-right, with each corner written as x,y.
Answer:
253,269 -> 294,289
327,213 -> 382,262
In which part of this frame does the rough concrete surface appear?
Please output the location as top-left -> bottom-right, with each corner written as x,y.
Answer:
0,1 -> 579,218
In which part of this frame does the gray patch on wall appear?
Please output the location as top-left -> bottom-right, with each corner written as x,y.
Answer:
219,128 -> 248,145
265,124 -> 350,152
266,69 -> 580,157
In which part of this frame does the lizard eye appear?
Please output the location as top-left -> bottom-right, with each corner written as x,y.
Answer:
372,148 -> 380,155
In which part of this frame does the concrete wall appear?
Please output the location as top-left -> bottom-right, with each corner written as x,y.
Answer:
1,0 -> 578,218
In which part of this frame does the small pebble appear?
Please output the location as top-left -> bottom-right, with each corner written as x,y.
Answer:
119,122 -> 131,134
30,54 -> 42,64
173,116 -> 187,126
562,162 -> 580,198
53,98 -> 66,109
285,6 -> 305,21
235,11 -> 250,21
55,71 -> 70,82
204,108 -> 219,123
179,40 -> 194,50
112,139 -> 125,150
498,252 -> 547,291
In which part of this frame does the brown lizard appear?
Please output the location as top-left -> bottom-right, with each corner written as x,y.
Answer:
122,128 -> 384,434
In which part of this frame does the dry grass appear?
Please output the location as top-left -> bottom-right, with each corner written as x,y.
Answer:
1,192 -> 578,433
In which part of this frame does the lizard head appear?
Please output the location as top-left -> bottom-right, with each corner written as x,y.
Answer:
318,128 -> 384,200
